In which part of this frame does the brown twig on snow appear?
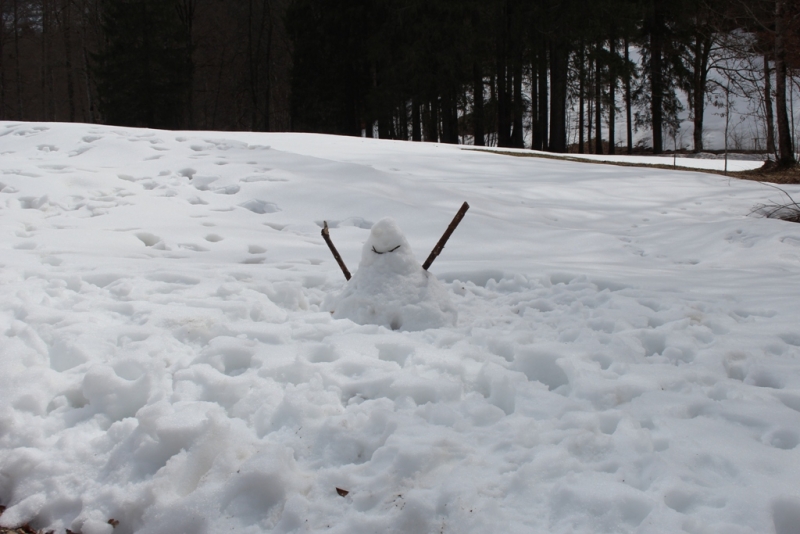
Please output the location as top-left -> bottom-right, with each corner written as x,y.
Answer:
422,202 -> 470,271
321,221 -> 352,280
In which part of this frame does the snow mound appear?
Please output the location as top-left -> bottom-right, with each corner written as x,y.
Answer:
327,218 -> 457,331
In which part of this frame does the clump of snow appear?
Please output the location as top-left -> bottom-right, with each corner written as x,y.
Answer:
326,218 -> 456,331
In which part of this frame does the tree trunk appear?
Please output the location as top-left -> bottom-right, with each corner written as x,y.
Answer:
650,2 -> 664,154
538,39 -> 548,150
412,98 -> 422,142
764,53 -> 776,155
595,40 -> 603,154
262,0 -> 272,131
578,43 -> 585,153
0,0 -> 5,118
530,57 -> 539,150
13,0 -> 23,118
691,31 -> 711,153
177,0 -> 197,129
625,37 -> 633,154
608,39 -> 616,155
61,0 -> 77,122
774,0 -> 796,166
441,92 -> 459,144
587,88 -> 593,152
473,64 -> 484,146
495,1 -> 511,147
549,41 -> 568,153
510,58 -> 524,148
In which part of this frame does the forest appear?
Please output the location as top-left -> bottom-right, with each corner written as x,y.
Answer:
0,0 -> 798,166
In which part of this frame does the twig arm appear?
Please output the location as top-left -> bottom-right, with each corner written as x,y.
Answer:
422,201 -> 470,271
321,221 -> 352,280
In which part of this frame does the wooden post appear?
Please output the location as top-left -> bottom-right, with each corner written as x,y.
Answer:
422,202 -> 470,271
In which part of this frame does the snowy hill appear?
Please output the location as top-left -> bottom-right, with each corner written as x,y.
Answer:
1,121 -> 800,534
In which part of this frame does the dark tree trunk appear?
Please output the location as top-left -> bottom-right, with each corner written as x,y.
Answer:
473,67 -> 485,146
764,53 -> 776,154
176,0 -> 197,129
549,41 -> 568,152
441,92 -> 459,144
608,39 -> 616,155
691,31 -> 711,153
60,0 -> 77,122
530,57 -> 539,150
625,37 -> 633,154
650,5 -> 664,154
578,43 -> 585,153
425,100 -> 439,143
774,0 -> 795,166
587,90 -> 593,152
412,99 -> 422,141
595,40 -> 603,154
0,0 -> 5,118
510,58 -> 524,148
538,39 -> 548,150
496,1 -> 511,147
13,0 -> 23,118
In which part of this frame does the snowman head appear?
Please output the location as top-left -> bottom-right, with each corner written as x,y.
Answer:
359,217 -> 419,274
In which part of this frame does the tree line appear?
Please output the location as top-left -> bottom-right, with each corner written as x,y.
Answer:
1,0 -> 798,166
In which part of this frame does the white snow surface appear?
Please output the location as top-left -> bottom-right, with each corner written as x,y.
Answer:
326,217 -> 457,332
468,146 -> 767,172
1,122 -> 800,534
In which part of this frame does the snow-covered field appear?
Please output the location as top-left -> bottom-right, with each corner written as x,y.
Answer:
1,121 -> 800,534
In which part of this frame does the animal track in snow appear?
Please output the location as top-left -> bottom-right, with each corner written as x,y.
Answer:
205,234 -> 224,243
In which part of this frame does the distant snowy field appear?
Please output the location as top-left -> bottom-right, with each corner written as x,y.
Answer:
2,122 -> 800,534
468,146 -> 767,172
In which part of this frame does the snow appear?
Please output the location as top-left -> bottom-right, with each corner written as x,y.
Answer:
326,217 -> 457,331
468,146 -> 767,172
1,121 -> 800,534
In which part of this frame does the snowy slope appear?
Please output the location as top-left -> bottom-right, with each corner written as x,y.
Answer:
1,121 -> 800,534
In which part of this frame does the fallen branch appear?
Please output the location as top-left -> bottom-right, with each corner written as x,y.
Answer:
321,221 -> 352,280
422,201 -> 470,271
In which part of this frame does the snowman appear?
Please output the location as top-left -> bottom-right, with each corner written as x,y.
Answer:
326,218 -> 457,331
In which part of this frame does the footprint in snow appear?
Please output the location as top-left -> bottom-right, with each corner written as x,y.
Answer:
240,199 -> 280,214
